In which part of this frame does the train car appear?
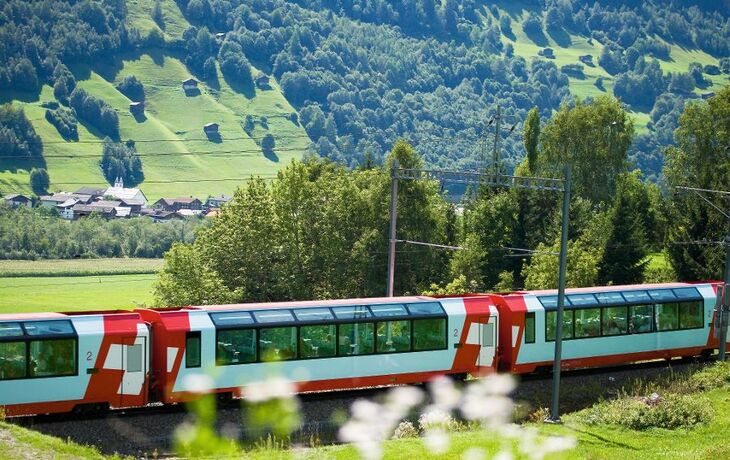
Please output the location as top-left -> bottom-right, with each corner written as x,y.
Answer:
0,311 -> 150,416
137,295 -> 498,404
492,282 -> 721,374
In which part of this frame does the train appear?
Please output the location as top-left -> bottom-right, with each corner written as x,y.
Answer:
0,281 -> 725,417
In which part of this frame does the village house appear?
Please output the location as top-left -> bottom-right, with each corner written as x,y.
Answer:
103,177 -> 147,214
71,200 -> 124,220
40,192 -> 93,209
153,197 -> 203,212
3,194 -> 32,208
203,122 -> 219,134
182,78 -> 199,91
206,194 -> 232,209
74,187 -> 106,199
255,73 -> 271,89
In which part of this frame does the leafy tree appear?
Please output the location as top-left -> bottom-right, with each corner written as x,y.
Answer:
539,96 -> 634,204
218,41 -> 253,87
0,104 -> 43,159
523,237 -> 603,289
154,243 -> 241,307
100,138 -> 144,186
261,133 -> 276,152
664,87 -> 730,281
116,75 -> 145,101
29,168 -> 49,196
523,107 -> 540,172
203,57 -> 218,83
45,107 -> 78,140
69,88 -> 119,138
151,0 -> 165,29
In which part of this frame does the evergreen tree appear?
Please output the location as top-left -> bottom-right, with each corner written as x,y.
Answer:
29,168 -> 50,196
523,107 -> 540,173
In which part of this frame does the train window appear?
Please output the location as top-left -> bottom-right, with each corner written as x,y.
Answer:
595,292 -> 624,304
621,290 -> 651,303
413,318 -> 446,351
524,313 -> 535,344
337,323 -> 374,355
406,302 -> 444,316
210,312 -> 254,327
376,321 -> 411,353
293,308 -> 334,322
24,320 -> 74,336
216,329 -> 256,365
259,327 -> 297,361
300,324 -> 336,358
186,331 -> 201,368
332,306 -> 372,320
370,304 -> 408,318
0,322 -> 23,338
575,308 -> 601,338
127,344 -> 143,373
630,305 -> 654,333
602,306 -> 628,336
679,301 -> 703,329
0,341 -> 26,380
253,310 -> 294,324
648,290 -> 676,302
29,339 -> 76,377
567,294 -> 596,306
656,303 -> 679,331
673,288 -> 702,300
545,310 -> 574,341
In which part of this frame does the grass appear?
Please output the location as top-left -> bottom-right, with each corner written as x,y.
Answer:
0,258 -> 163,277
1,46 -> 308,200
0,274 -> 156,313
646,252 -> 670,271
0,421 -> 118,460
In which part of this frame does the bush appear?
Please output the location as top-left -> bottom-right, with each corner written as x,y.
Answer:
581,393 -> 713,430
687,362 -> 730,392
392,420 -> 419,439
45,107 -> 78,140
116,75 -> 145,101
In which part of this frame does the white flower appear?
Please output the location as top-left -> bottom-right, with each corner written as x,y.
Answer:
430,376 -> 461,411
387,385 -> 424,414
419,408 -> 453,430
351,399 -> 382,422
423,428 -> 450,454
243,376 -> 296,402
182,374 -> 213,394
492,451 -> 513,460
539,435 -> 577,454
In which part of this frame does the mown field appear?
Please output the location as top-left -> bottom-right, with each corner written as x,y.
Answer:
0,258 -> 162,277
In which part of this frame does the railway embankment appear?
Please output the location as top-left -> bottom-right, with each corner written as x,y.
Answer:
3,360 -> 729,459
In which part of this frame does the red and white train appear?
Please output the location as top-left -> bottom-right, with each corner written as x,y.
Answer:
0,282 -> 724,417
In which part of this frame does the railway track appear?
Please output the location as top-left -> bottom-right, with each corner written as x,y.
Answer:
10,357 -> 711,457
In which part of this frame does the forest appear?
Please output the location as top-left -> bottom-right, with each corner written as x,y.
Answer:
154,89 -> 730,306
0,1 -> 728,181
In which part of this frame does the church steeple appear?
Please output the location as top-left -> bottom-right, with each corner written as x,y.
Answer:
114,176 -> 124,188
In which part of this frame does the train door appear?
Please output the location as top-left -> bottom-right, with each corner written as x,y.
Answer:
478,316 -> 498,368
120,335 -> 148,408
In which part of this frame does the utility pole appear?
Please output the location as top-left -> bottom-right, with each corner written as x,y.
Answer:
386,159 -> 399,297
548,165 -> 572,423
492,105 -> 501,175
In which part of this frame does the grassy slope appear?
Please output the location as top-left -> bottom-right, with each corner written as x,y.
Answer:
486,3 -> 729,135
0,274 -> 155,312
0,1 -> 308,200
0,421 -> 116,460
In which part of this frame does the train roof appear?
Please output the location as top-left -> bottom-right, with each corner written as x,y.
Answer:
198,295 -> 439,311
510,282 -> 701,297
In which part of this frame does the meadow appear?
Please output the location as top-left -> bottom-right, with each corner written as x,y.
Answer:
0,258 -> 162,277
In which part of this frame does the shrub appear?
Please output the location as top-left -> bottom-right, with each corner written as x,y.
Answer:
45,107 -> 78,140
418,410 -> 462,432
116,75 -> 145,101
581,393 -> 713,430
392,420 -> 419,439
687,362 -> 730,392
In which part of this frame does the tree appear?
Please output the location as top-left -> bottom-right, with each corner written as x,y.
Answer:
29,168 -> 50,196
262,133 -> 276,152
523,107 -> 540,173
539,96 -> 634,204
664,87 -> 730,281
597,173 -> 648,285
116,75 -> 145,101
154,243 -> 241,306
151,0 -> 165,29
203,57 -> 218,83
523,238 -> 603,289
100,138 -> 144,186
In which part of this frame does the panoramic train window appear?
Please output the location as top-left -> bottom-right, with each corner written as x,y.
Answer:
376,321 -> 411,353
545,310 -> 574,341
29,339 -> 76,377
602,307 -> 628,336
595,292 -> 624,304
216,329 -> 256,365
574,308 -> 601,338
567,294 -> 596,306
332,306 -> 371,320
406,302 -> 444,316
210,312 -> 254,327
300,324 -> 336,358
656,303 -> 679,331
413,318 -> 446,351
648,289 -> 676,302
679,301 -> 703,329
370,304 -> 408,317
293,308 -> 334,322
253,310 -> 294,324
621,290 -> 651,303
630,305 -> 654,333
186,331 -> 201,368
0,341 -> 26,380
23,320 -> 74,336
524,312 -> 535,344
0,322 -> 23,338
259,327 -> 297,361
338,323 -> 374,355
